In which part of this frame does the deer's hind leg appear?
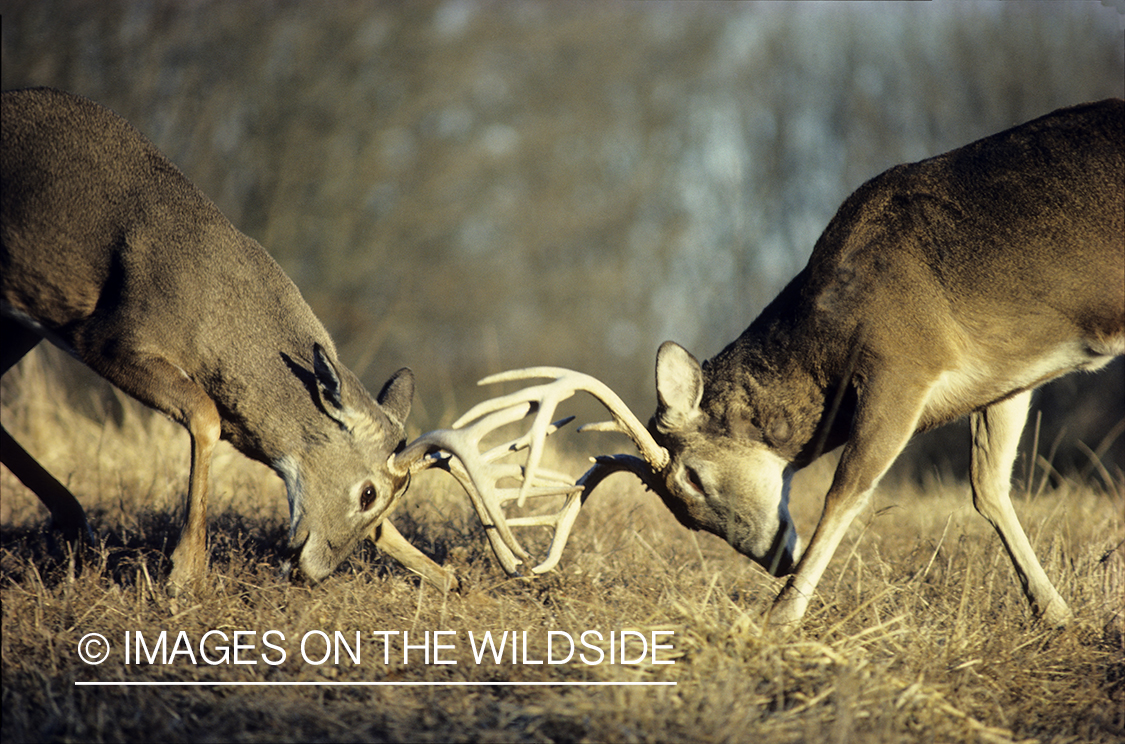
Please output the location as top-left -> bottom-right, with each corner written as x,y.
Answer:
0,320 -> 93,543
970,390 -> 1072,626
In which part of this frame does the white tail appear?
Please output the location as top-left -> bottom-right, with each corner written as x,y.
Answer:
1,87 -> 440,591
469,99 -> 1124,627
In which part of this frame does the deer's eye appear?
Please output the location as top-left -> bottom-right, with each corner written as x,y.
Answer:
360,483 -> 377,511
685,467 -> 706,496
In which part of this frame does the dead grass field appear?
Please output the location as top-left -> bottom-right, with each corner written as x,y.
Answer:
2,351 -> 1123,743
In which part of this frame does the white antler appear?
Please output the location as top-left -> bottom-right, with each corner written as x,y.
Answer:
391,402 -> 583,575
392,368 -> 669,577
456,367 -> 670,504
443,368 -> 671,574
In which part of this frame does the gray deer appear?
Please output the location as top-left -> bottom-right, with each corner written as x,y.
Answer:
468,99 -> 1124,627
1,87 -> 455,592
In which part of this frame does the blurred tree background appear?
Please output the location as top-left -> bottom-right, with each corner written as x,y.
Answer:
2,0 -> 1122,480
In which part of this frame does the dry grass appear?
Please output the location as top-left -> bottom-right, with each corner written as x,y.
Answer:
2,353 -> 1123,743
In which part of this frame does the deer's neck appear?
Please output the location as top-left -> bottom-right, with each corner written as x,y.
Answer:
206,325 -> 340,466
209,351 -> 313,464
703,273 -> 858,467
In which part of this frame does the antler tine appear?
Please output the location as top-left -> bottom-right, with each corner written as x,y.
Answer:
480,416 -> 575,464
439,457 -> 583,575
405,413 -> 574,476
394,401 -> 539,563
517,398 -> 567,508
526,453 -> 659,575
452,451 -> 662,577
481,368 -> 668,473
564,377 -> 669,472
395,401 -> 534,474
451,368 -> 559,427
394,401 -> 582,575
447,370 -> 578,508
439,460 -> 524,574
393,367 -> 671,579
470,368 -> 670,509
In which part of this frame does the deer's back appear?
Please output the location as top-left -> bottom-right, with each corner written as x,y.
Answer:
807,99 -> 1123,330
1,88 -> 330,382
717,99 -> 1123,436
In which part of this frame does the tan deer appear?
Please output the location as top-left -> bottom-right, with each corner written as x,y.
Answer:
2,87 -> 580,593
463,99 -> 1124,627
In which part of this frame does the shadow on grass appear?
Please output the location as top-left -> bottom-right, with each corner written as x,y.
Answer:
0,505 -> 506,594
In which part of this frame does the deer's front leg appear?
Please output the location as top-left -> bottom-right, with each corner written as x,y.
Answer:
767,376 -> 929,627
95,354 -> 222,593
168,400 -> 221,594
970,390 -> 1071,626
0,323 -> 92,542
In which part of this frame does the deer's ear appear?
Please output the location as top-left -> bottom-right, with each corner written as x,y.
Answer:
378,367 -> 414,428
655,341 -> 703,432
313,343 -> 344,411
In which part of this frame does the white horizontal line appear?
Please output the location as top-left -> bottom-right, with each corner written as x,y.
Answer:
76,681 -> 676,687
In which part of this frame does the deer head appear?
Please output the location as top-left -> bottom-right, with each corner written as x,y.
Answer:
648,341 -> 799,576
280,347 -> 416,582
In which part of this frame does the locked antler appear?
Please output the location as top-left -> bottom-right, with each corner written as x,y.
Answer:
390,400 -> 584,575
444,368 -> 671,573
391,368 -> 670,577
